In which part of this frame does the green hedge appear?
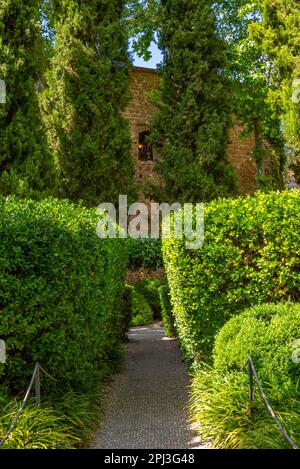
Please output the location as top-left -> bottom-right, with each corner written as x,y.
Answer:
0,197 -> 129,395
190,303 -> 300,448
159,285 -> 176,337
214,302 -> 300,395
134,279 -> 163,319
129,287 -> 153,327
162,190 -> 300,361
128,238 -> 163,270
119,285 -> 133,338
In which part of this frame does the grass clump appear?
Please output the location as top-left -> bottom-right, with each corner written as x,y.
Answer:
190,367 -> 300,449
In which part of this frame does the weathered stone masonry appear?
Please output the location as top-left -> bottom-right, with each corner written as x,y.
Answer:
123,67 -> 257,200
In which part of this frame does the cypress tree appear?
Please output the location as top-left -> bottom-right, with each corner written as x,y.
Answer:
0,0 -> 56,197
43,0 -> 136,207
251,1 -> 300,159
149,0 -> 237,203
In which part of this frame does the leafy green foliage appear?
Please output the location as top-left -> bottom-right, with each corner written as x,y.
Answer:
215,0 -> 286,188
0,197 -> 129,394
134,279 -> 163,319
162,191 -> 300,361
250,1 -> 300,165
159,285 -> 176,337
0,0 -> 57,198
148,0 -> 237,203
128,238 -> 163,270
42,0 -> 136,207
125,0 -> 159,61
214,303 -> 300,395
190,303 -> 300,449
0,396 -> 77,449
127,278 -> 167,327
129,286 -> 153,327
0,390 -> 102,449
119,284 -> 134,339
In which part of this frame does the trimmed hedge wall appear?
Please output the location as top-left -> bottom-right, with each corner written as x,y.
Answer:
0,197 -> 129,395
162,191 -> 300,361
159,285 -> 176,337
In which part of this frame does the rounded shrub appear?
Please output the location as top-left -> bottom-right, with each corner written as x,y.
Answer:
129,288 -> 153,327
190,303 -> 300,449
134,279 -> 164,319
0,197 -> 129,395
162,190 -> 300,361
213,302 -> 300,394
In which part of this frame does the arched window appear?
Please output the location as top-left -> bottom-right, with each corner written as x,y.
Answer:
138,131 -> 153,161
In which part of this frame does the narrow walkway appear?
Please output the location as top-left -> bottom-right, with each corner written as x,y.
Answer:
91,323 -> 204,449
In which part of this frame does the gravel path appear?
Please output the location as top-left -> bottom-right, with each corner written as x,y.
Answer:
91,322 -> 205,449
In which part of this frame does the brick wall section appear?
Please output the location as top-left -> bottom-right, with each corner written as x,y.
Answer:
124,67 -> 257,199
228,125 -> 257,194
123,67 -> 161,203
125,268 -> 165,285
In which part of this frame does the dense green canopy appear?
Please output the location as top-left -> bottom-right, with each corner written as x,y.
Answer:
1,0 -> 300,201
251,0 -> 300,175
42,0 -> 137,207
0,0 -> 56,198
148,0 -> 237,203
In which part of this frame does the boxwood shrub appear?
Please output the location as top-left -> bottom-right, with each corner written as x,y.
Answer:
129,287 -> 153,327
134,279 -> 164,319
0,197 -> 129,395
190,303 -> 300,448
214,302 -> 300,395
162,190 -> 300,361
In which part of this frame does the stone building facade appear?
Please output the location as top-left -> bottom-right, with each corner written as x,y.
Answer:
123,67 -> 257,200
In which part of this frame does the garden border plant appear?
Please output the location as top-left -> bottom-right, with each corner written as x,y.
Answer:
162,190 -> 300,362
0,196 -> 132,448
0,196 -> 129,395
190,302 -> 300,449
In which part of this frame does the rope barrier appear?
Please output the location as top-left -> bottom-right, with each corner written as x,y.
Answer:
242,356 -> 299,449
0,363 -> 56,447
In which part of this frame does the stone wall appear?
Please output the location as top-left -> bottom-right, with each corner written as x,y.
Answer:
123,67 -> 160,203
124,67 -> 257,199
228,125 -> 257,194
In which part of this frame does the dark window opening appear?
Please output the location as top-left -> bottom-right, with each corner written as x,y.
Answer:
138,131 -> 153,161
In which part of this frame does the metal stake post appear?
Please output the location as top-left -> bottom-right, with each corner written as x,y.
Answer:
248,358 -> 254,415
35,363 -> 41,408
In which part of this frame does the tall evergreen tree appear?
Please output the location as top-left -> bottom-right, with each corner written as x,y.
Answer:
251,1 -> 300,163
42,0 -> 136,207
148,0 -> 237,204
0,0 -> 56,197
215,0 -> 286,189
